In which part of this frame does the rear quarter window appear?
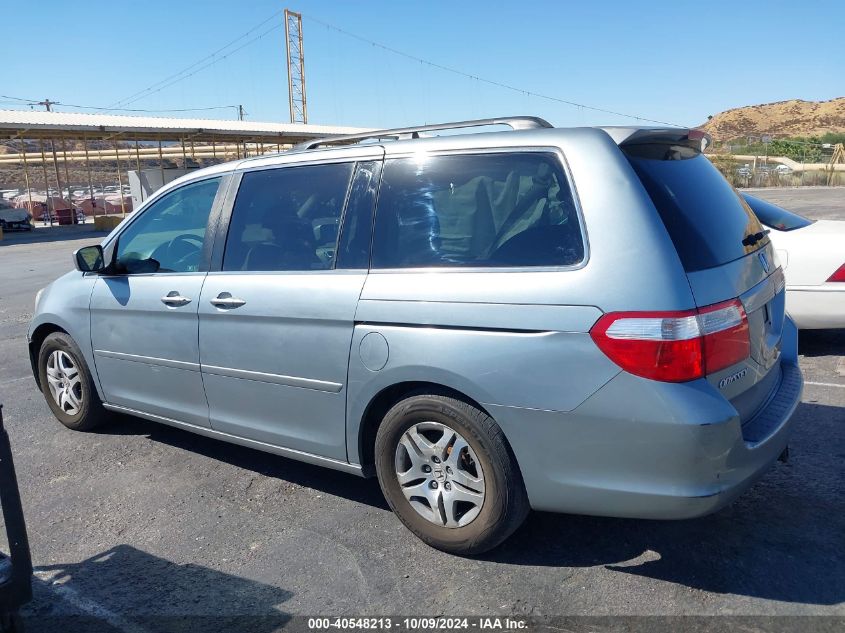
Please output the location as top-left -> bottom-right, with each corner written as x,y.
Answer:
625,144 -> 768,272
371,152 -> 584,269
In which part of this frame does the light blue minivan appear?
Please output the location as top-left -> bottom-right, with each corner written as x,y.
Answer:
29,117 -> 802,554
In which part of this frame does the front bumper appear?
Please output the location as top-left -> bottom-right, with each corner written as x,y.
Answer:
489,358 -> 803,519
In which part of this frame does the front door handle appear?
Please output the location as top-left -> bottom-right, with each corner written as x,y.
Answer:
161,291 -> 192,307
210,292 -> 246,309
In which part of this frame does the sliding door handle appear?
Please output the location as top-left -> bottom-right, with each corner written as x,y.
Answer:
210,292 -> 246,309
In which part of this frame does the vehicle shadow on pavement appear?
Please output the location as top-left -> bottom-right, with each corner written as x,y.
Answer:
24,544 -> 292,633
101,413 -> 390,511
799,329 -> 845,357
0,226 -> 108,247
486,401 -> 845,606
96,401 -> 843,607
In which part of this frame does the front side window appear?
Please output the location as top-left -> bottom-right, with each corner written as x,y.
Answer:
371,153 -> 584,269
115,177 -> 221,273
223,163 -> 354,272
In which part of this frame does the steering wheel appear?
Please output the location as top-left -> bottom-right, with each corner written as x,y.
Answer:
160,233 -> 204,271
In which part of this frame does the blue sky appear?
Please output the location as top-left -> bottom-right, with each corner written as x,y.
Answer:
4,0 -> 843,129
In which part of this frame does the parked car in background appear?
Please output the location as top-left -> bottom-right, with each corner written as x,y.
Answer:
29,118 -> 801,555
0,206 -> 32,232
742,193 -> 845,329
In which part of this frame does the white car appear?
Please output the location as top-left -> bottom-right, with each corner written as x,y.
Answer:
743,193 -> 845,329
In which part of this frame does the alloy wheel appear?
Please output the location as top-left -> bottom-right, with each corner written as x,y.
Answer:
394,421 -> 485,528
45,350 -> 83,416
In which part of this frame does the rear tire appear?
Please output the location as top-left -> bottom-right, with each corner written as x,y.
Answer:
375,392 -> 529,555
37,332 -> 107,431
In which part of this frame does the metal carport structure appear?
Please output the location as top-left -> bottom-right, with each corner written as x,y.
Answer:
0,109 -> 366,218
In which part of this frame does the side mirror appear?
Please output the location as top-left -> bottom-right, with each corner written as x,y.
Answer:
74,245 -> 105,273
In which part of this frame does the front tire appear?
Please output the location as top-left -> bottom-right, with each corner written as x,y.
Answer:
375,393 -> 529,555
38,332 -> 107,431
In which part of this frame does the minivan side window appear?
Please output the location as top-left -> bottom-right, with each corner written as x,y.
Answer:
223,163 -> 354,271
115,177 -> 221,274
371,153 -> 584,269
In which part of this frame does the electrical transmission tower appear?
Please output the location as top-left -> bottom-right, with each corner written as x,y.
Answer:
285,9 -> 307,124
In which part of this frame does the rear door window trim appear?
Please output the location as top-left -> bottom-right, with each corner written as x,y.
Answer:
211,159 -> 366,274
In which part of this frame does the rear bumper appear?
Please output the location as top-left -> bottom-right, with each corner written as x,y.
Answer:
0,221 -> 32,231
489,359 -> 803,519
785,285 -> 845,329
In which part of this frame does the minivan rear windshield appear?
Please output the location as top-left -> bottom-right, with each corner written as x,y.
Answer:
625,144 -> 769,272
740,193 -> 813,232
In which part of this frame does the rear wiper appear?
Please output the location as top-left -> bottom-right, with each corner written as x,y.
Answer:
742,229 -> 770,247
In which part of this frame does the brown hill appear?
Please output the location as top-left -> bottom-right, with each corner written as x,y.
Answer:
700,97 -> 845,141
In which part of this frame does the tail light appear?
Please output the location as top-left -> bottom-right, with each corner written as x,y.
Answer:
827,264 -> 845,282
590,299 -> 750,382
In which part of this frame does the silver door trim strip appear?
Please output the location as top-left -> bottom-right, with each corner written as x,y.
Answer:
102,403 -> 364,476
95,350 -> 342,392
200,364 -> 343,393
95,349 -> 200,371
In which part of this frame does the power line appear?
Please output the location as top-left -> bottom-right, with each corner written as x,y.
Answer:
112,21 -> 283,110
303,14 -> 682,127
57,103 -> 241,114
105,9 -> 285,111
0,94 -> 42,104
7,12 -> 681,127
0,94 -> 242,115
103,22 -> 283,112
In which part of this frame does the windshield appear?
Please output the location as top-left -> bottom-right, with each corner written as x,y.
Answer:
625,144 -> 769,272
740,193 -> 814,232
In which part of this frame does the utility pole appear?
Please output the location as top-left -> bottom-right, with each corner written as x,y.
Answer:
284,9 -> 307,124
34,99 -> 66,212
238,105 -> 245,121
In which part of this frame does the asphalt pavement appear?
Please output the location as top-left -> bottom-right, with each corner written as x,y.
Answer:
745,186 -> 845,221
0,189 -> 842,632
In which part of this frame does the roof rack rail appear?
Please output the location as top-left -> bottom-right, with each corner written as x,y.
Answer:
295,116 -> 553,150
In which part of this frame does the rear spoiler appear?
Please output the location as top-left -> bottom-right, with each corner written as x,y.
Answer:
599,127 -> 712,153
